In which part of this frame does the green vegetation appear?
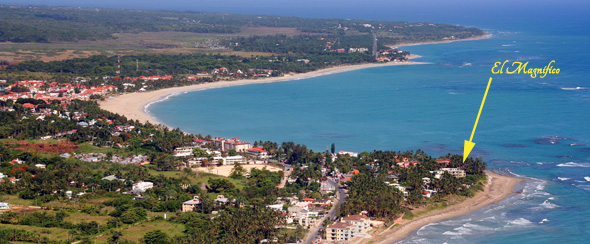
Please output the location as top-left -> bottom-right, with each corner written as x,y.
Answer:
0,5 -> 483,44
0,5 -> 491,243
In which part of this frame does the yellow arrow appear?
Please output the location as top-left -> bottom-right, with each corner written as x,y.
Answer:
464,77 -> 493,163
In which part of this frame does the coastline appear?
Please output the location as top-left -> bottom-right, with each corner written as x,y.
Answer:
368,171 -> 522,244
390,34 -> 492,49
99,56 -> 427,125
100,34 -> 492,125
95,35 -> 520,244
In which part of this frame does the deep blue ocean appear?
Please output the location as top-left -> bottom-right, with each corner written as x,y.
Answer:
145,5 -> 590,244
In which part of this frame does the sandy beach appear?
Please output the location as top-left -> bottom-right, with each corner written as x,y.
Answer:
390,34 -> 492,49
368,172 -> 522,244
99,35 -> 491,125
99,56 -> 426,125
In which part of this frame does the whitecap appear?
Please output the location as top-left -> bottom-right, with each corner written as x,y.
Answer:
443,226 -> 472,236
443,231 -> 462,236
557,162 -> 590,168
502,44 -> 513,47
558,177 -> 570,181
464,223 -> 492,231
548,197 -> 555,200
584,177 -> 590,182
561,87 -> 587,90
576,185 -> 590,191
507,218 -> 533,226
540,200 -> 559,209
539,219 -> 550,224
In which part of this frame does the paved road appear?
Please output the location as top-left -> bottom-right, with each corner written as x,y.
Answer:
304,178 -> 347,244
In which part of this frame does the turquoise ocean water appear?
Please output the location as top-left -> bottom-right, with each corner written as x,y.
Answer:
148,13 -> 590,244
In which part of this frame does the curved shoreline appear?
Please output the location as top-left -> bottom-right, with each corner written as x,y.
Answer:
368,171 -> 522,244
100,57 -> 428,125
100,35 -> 492,125
97,35 -> 524,244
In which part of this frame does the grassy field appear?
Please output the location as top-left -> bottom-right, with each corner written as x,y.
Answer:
0,194 -> 35,207
75,143 -> 117,154
96,220 -> 185,243
66,212 -> 113,225
147,169 -> 247,190
0,223 -> 72,242
0,27 -> 305,63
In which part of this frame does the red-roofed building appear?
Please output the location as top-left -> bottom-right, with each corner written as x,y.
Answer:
302,198 -> 314,202
193,139 -> 209,146
247,147 -> 268,158
437,158 -> 451,166
212,137 -> 251,152
10,158 -> 24,165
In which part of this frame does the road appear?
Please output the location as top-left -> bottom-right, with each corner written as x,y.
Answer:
304,177 -> 347,244
277,163 -> 293,188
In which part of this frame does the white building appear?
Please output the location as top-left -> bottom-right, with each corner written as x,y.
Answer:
337,150 -> 358,157
342,215 -> 371,233
435,168 -> 466,179
326,222 -> 356,241
174,146 -> 196,157
0,202 -> 9,210
182,196 -> 201,212
247,147 -> 269,158
190,155 -> 246,166
132,181 -> 154,193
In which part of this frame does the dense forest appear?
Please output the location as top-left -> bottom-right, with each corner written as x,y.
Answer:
5,52 -> 376,78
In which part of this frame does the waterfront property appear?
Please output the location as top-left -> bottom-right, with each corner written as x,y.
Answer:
212,137 -> 252,152
434,168 -> 466,179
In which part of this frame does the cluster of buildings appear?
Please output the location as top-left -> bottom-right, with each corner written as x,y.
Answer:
172,137 -> 270,167
67,152 -> 150,165
181,195 -> 237,212
376,49 -> 407,63
0,80 -> 117,102
112,75 -> 173,82
280,197 -> 333,227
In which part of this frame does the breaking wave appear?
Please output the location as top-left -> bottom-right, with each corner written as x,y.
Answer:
556,162 -> 590,168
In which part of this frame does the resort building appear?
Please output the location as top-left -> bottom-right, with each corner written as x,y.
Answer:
212,137 -> 252,152
247,147 -> 269,158
326,222 -> 356,241
342,215 -> 371,233
434,168 -> 466,179
182,196 -> 201,212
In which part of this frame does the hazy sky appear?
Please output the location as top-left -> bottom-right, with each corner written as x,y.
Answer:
0,0 -> 587,25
